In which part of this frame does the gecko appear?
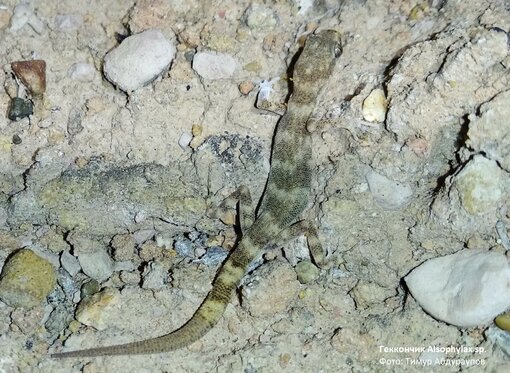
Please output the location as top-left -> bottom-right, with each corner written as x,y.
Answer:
51,29 -> 342,358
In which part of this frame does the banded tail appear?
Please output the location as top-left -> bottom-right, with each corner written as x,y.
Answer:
52,235 -> 261,358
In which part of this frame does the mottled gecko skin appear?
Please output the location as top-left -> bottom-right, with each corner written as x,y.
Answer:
51,30 -> 341,358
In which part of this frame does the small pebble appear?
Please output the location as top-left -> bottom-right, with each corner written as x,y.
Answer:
60,250 -> 81,277
81,279 -> 100,298
77,250 -> 114,282
194,247 -> 206,258
365,169 -> 413,210
0,249 -> 57,308
178,132 -> 193,149
362,88 -> 387,123
67,107 -> 84,135
8,97 -> 33,121
103,29 -> 176,92
11,60 -> 46,96
12,134 -> 22,144
496,313 -> 510,332
294,260 -> 319,284
454,155 -> 506,215
239,80 -> 255,95
68,62 -> 96,82
192,51 -> 237,80
54,14 -> 83,31
406,137 -> 429,156
68,319 -> 81,333
76,288 -> 120,331
192,123 -> 203,137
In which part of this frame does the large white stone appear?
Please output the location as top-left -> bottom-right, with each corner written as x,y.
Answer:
405,249 -> 510,327
103,29 -> 176,92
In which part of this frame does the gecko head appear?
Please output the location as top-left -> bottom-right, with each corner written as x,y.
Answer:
292,30 -> 342,100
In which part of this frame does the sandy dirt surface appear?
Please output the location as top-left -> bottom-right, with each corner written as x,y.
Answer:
0,0 -> 509,372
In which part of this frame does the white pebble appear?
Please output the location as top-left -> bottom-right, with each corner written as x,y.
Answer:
193,51 -> 237,80
405,249 -> 510,327
178,132 -> 193,149
365,169 -> 413,210
77,250 -> 114,282
68,62 -> 96,82
362,88 -> 387,122
103,29 -> 176,92
54,14 -> 83,31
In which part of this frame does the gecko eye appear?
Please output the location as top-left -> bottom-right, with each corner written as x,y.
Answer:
333,43 -> 342,58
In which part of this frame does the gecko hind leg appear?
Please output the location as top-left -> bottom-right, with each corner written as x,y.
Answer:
210,186 -> 254,231
275,220 -> 326,267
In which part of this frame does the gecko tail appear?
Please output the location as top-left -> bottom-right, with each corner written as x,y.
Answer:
51,239 -> 257,358
51,314 -> 212,358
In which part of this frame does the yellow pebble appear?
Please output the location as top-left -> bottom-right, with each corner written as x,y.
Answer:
495,313 -> 510,332
192,123 -> 203,137
362,88 -> 387,123
68,320 -> 82,333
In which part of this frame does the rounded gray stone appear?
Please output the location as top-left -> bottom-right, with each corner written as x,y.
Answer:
103,29 -> 176,92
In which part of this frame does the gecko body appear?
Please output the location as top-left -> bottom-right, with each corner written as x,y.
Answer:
52,30 -> 341,358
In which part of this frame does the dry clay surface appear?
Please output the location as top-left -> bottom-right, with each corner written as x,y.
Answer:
0,0 -> 509,372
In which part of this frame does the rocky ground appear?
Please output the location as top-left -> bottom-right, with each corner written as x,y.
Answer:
0,0 -> 509,372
